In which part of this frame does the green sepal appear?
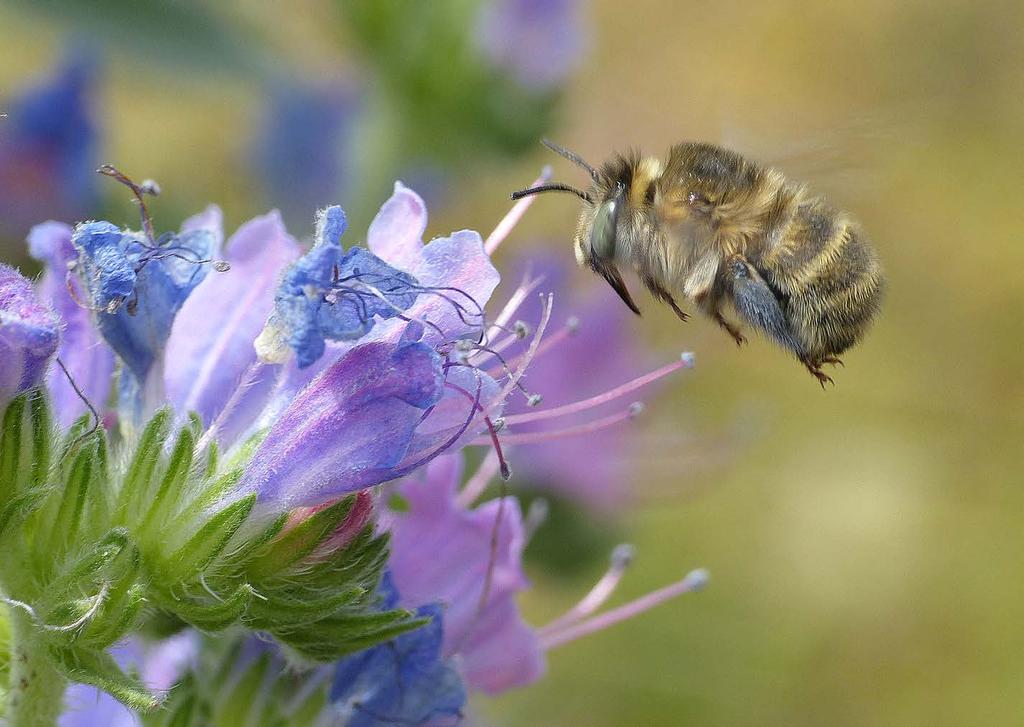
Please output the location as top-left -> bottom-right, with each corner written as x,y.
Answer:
0,393 -> 28,491
117,406 -> 172,522
42,431 -> 101,562
167,584 -> 254,632
299,525 -> 389,593
51,645 -> 162,713
277,611 -> 428,661
46,529 -> 135,598
166,467 -> 245,546
26,388 -> 53,488
0,484 -> 52,540
246,586 -> 364,628
138,425 -> 196,544
80,583 -> 147,650
162,494 -> 256,581
245,496 -> 356,579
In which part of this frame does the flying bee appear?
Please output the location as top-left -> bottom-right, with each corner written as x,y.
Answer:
512,140 -> 885,386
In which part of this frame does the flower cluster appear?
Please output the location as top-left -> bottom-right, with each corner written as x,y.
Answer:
1,170 -> 705,726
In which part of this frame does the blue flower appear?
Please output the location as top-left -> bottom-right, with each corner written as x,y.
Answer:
256,205 -> 422,369
0,264 -> 61,408
0,49 -> 99,239
330,574 -> 466,727
71,211 -> 220,388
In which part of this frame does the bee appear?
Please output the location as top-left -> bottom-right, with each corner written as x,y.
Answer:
512,140 -> 885,386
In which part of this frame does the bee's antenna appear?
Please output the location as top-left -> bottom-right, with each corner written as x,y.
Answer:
541,138 -> 600,182
511,183 -> 593,204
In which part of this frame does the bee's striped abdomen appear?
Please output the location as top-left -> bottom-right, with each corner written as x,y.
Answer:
761,199 -> 884,359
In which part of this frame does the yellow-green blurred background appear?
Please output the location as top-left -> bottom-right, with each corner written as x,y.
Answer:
3,1 -> 1024,724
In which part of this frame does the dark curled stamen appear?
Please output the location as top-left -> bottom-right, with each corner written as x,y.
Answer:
97,164 -> 157,242
55,356 -> 100,457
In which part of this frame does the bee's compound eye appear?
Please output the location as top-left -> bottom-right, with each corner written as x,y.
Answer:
591,185 -> 624,261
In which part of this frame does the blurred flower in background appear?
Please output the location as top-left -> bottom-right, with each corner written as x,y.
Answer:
476,0 -> 587,91
250,80 -> 361,232
0,48 -> 99,248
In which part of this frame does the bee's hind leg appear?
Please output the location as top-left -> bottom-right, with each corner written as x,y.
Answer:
801,358 -> 835,388
725,254 -> 836,388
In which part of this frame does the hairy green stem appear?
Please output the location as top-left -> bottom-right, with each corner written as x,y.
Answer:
6,607 -> 65,727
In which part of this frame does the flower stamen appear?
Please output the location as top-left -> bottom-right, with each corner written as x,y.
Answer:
539,544 -> 635,635
539,568 -> 709,650
502,353 -> 695,426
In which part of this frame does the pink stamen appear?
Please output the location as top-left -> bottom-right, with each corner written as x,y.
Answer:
485,321 -> 574,377
522,498 -> 549,542
539,568 -> 710,651
472,403 -> 642,446
503,354 -> 694,426
489,293 -> 553,415
482,272 -> 544,346
456,450 -> 500,508
539,544 -> 635,636
484,166 -> 553,255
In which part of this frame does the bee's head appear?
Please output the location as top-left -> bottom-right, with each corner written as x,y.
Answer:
511,140 -> 642,315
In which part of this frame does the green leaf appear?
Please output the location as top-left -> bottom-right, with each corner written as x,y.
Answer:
51,645 -> 162,713
163,495 -> 256,581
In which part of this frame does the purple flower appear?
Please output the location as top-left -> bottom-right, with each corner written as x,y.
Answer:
27,221 -> 115,427
240,337 -> 444,509
0,264 -> 61,408
475,0 -> 587,91
330,574 -> 466,726
0,50 -> 99,241
242,184 -> 506,508
388,455 -> 542,694
385,452 -> 708,696
251,81 -> 360,230
164,209 -> 298,442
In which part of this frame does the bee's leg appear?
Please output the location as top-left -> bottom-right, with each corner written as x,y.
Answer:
713,311 -> 746,346
801,359 -> 835,388
818,355 -> 844,367
725,254 -> 805,357
642,275 -> 689,322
